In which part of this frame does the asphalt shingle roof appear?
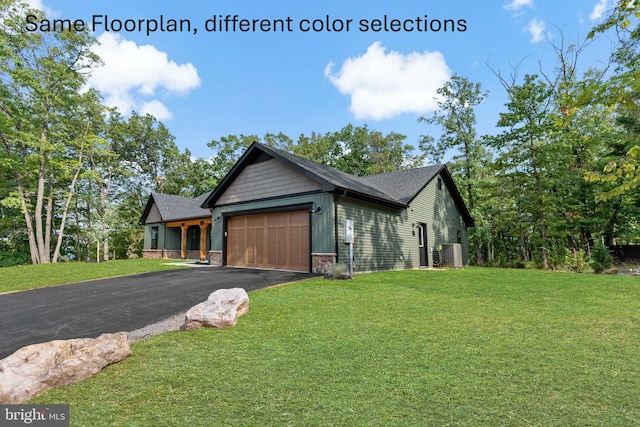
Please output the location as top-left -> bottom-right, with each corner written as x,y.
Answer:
258,144 -> 405,206
141,191 -> 211,224
144,142 -> 473,226
359,165 -> 443,205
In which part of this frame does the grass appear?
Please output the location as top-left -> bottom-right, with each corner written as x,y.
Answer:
0,259 -> 189,294
30,268 -> 640,426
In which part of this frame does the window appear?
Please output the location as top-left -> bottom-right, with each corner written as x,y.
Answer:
437,177 -> 443,190
151,226 -> 159,249
457,230 -> 462,244
418,224 -> 425,247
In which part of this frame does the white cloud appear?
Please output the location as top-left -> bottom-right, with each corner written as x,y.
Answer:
504,0 -> 534,11
590,0 -> 610,21
325,42 -> 451,120
139,100 -> 173,121
88,32 -> 201,119
524,18 -> 547,43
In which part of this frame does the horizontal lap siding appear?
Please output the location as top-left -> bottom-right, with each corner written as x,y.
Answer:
336,198 -> 412,272
407,175 -> 470,267
335,173 -> 470,271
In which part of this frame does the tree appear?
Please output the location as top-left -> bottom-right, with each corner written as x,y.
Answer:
584,0 -> 640,200
0,0 -> 101,263
490,74 -> 556,268
291,124 -> 422,176
418,75 -> 489,265
207,134 -> 262,182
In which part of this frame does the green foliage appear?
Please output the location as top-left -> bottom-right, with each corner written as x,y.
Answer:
546,242 -> 568,271
418,75 -> 490,265
0,0 -> 102,264
292,124 -> 422,176
32,269 -> 640,425
564,248 -> 592,273
590,242 -> 613,273
0,232 -> 30,267
583,1 -> 640,201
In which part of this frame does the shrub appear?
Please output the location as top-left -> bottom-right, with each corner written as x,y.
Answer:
565,249 -> 591,273
325,263 -> 351,280
590,242 -> 613,274
547,244 -> 567,271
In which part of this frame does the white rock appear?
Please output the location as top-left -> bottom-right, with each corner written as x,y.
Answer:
183,288 -> 249,330
0,332 -> 131,404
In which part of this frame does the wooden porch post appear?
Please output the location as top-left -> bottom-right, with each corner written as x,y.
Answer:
199,221 -> 207,261
180,223 -> 187,259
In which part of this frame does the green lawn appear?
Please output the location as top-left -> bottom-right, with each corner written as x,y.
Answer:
31,268 -> 639,426
0,259 -> 188,294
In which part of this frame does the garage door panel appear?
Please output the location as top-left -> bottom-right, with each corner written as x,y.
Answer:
277,227 -> 290,268
246,228 -> 256,264
247,215 -> 264,227
228,210 -> 309,272
268,214 -> 288,226
290,227 -> 301,267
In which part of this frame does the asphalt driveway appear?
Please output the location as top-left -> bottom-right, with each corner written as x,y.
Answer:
0,267 -> 311,359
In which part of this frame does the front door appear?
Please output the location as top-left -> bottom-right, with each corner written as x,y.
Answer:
418,223 -> 428,267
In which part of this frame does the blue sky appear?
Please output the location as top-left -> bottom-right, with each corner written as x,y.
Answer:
28,0 -> 616,162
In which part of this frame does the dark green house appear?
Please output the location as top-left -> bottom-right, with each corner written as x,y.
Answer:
140,142 -> 474,273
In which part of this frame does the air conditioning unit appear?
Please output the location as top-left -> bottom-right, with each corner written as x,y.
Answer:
440,243 -> 463,268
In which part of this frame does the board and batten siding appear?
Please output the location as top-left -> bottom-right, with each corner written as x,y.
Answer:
406,174 -> 470,266
216,158 -> 322,205
336,197 -> 413,272
210,192 -> 335,255
143,224 -> 183,251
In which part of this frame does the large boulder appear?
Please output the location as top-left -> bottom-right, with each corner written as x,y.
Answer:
0,332 -> 130,404
184,288 -> 249,330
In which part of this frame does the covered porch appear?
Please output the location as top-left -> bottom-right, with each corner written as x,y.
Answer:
166,218 -> 212,261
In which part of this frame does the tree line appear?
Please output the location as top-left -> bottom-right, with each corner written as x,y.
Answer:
1,0 -> 638,267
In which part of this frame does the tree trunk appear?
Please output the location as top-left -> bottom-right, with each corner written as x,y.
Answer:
530,132 -> 548,269
34,152 -> 48,264
44,168 -> 54,262
473,237 -> 484,266
16,176 -> 40,264
518,234 -> 527,261
52,140 -> 85,263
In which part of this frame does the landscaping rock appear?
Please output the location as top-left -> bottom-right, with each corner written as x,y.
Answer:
0,332 -> 130,404
183,288 -> 249,330
601,268 -> 618,275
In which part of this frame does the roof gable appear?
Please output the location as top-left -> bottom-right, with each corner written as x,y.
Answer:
139,191 -> 211,225
360,165 -> 474,226
215,156 -> 322,205
200,142 -> 473,226
202,142 -> 405,209
359,165 -> 444,204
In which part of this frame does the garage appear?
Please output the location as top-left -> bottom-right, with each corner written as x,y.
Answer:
226,210 -> 310,272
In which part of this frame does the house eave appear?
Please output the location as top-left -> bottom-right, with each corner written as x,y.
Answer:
333,188 -> 407,210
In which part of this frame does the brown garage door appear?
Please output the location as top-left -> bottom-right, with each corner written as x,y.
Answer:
227,210 -> 310,272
